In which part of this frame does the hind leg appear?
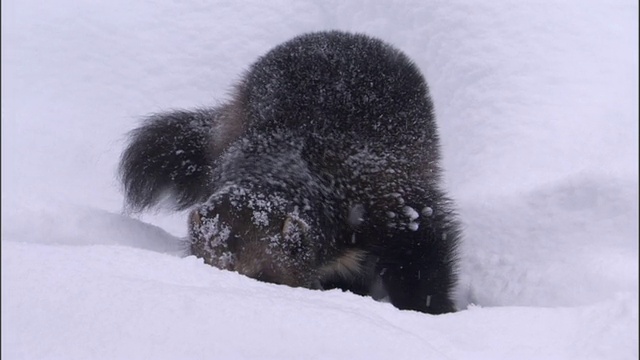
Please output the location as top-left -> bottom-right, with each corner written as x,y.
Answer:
378,260 -> 455,314
376,229 -> 458,314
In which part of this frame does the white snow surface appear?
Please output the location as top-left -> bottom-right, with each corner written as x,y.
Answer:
2,1 -> 638,359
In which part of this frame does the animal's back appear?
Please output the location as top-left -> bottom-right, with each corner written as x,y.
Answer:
237,31 -> 437,150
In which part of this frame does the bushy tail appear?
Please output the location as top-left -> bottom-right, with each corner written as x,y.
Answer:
119,108 -> 221,213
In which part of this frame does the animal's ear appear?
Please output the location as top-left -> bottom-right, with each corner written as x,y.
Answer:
282,214 -> 310,236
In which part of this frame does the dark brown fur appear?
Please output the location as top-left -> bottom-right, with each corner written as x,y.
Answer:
119,31 -> 461,314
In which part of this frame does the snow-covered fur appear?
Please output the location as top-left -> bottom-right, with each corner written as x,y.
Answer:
119,31 -> 461,314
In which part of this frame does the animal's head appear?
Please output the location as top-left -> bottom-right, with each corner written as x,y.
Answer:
188,186 -> 323,288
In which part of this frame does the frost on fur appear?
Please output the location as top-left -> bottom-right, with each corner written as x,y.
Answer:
119,31 -> 462,314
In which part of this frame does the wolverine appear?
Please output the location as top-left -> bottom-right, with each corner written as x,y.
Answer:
119,31 -> 461,314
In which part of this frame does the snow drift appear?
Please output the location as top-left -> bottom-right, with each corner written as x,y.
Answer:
2,0 -> 638,359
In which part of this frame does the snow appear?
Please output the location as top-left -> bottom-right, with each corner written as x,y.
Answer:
403,206 -> 420,221
2,0 -> 638,359
422,206 -> 434,217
